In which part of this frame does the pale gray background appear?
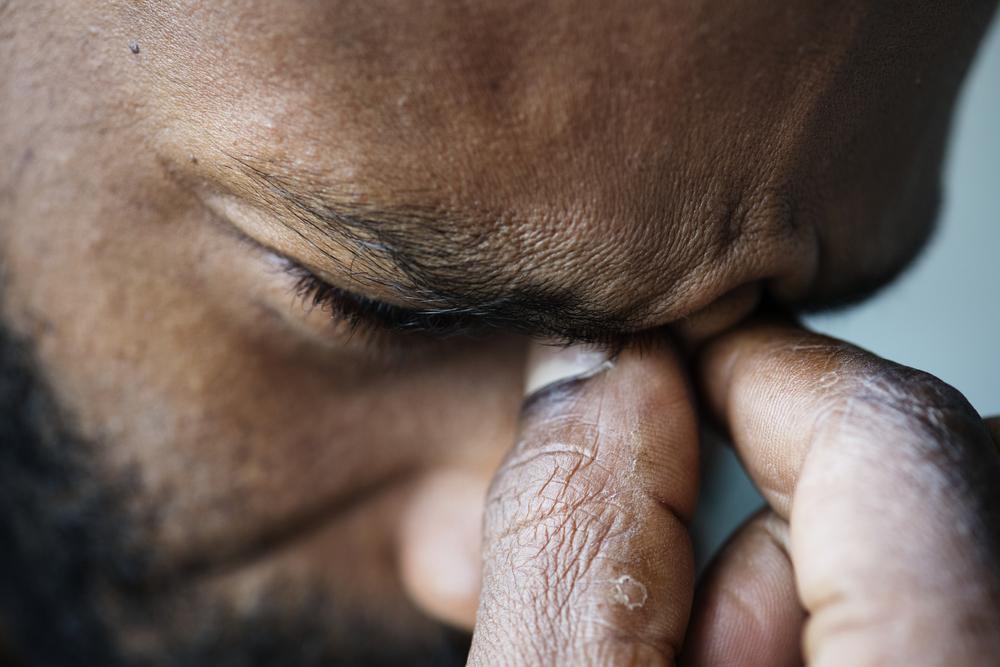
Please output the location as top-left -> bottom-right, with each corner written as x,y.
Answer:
696,15 -> 1000,564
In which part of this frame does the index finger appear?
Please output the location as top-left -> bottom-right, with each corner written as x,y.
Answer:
468,340 -> 700,666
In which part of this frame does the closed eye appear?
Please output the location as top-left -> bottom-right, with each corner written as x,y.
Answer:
283,262 -> 500,341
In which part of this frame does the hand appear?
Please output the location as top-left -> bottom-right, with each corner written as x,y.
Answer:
685,321 -> 1000,665
466,322 -> 1000,666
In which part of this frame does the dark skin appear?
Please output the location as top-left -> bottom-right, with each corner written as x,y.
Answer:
469,326 -> 1000,665
1,1 -> 999,664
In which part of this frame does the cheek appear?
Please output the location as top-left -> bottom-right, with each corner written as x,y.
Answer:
131,331 -> 527,626
4,141 -> 527,582
94,305 -> 527,574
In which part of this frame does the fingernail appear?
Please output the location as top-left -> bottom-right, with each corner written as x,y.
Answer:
524,343 -> 613,397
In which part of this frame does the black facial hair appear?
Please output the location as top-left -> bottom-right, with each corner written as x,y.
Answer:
0,321 -> 470,666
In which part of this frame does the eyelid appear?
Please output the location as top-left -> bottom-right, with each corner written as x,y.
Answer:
276,257 -> 636,355
207,206 -> 499,353
282,261 -> 496,342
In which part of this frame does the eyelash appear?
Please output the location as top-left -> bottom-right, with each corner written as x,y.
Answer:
284,263 -> 492,345
280,261 -> 636,356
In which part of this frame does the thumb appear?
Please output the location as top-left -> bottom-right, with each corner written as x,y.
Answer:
468,341 -> 699,666
699,322 -> 1000,665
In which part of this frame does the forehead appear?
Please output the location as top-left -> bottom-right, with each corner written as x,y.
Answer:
126,0 -> 797,318
140,1 -> 697,192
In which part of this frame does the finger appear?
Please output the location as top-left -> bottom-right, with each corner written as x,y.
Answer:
700,321 -> 1000,665
682,510 -> 803,667
468,341 -> 699,666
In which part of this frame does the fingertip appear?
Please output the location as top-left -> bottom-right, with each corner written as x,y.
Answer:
683,511 -> 803,667
523,342 -> 613,398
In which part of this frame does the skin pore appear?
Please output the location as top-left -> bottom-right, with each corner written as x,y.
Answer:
1,1 -> 998,664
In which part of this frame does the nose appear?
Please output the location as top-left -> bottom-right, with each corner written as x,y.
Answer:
672,282 -> 763,343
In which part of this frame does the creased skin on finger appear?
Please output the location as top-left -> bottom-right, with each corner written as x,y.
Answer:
468,344 -> 699,666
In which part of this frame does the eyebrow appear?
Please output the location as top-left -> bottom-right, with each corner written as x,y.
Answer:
228,155 -> 649,344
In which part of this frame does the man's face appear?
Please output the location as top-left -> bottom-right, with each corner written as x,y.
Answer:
0,1 -> 992,663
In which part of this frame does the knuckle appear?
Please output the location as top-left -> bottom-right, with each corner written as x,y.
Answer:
833,361 -> 977,435
820,357 -> 989,486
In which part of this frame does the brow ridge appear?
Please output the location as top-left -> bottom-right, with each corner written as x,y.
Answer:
227,154 -> 651,342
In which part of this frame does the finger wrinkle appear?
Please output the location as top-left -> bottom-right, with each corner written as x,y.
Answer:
472,344 -> 696,666
503,440 -> 599,472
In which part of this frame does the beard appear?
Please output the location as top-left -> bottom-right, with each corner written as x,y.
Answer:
0,322 -> 470,667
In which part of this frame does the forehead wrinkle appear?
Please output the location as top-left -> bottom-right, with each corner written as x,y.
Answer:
227,154 -> 651,341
